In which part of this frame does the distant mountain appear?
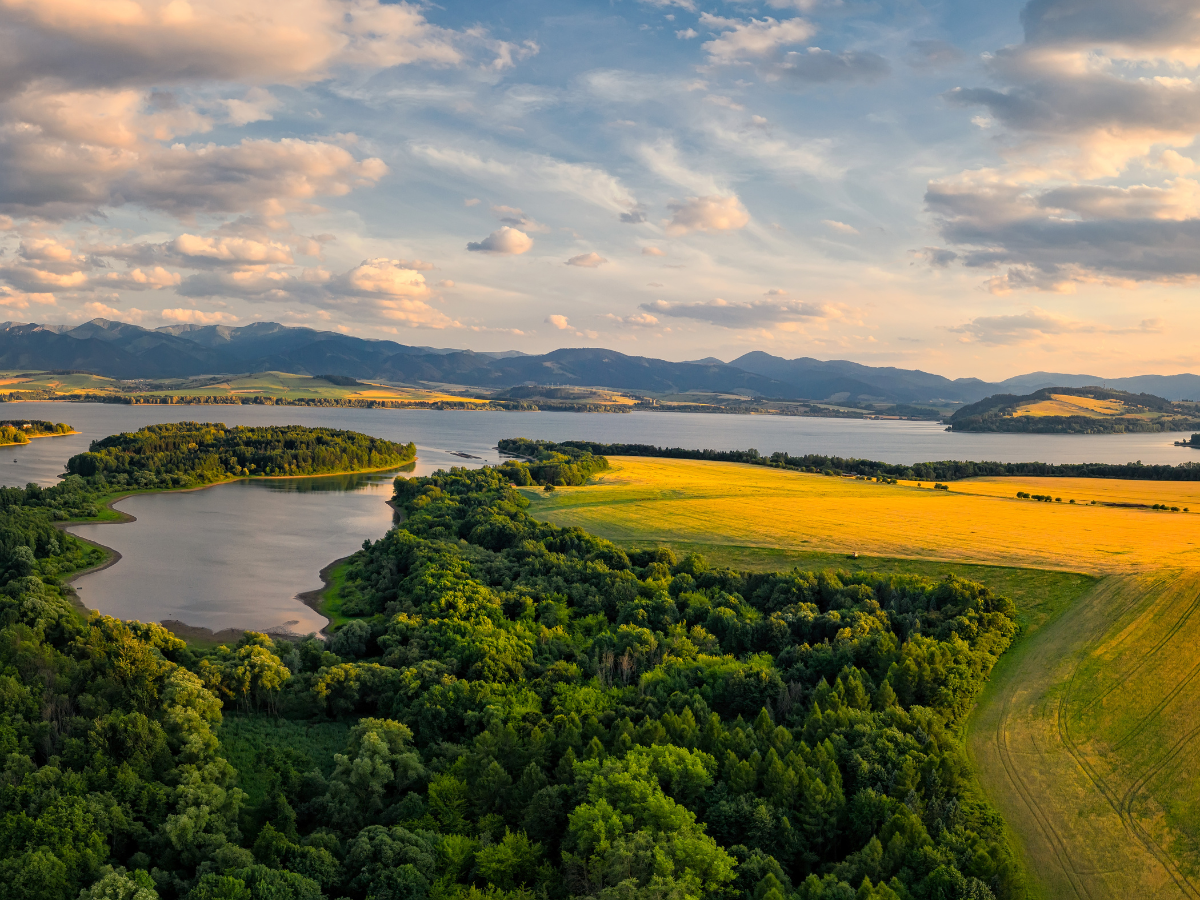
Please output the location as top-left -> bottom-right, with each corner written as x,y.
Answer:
0,319 -> 1197,405
728,351 -> 995,404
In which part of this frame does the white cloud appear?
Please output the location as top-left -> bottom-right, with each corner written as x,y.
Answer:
665,195 -> 750,235
566,252 -> 608,268
603,312 -> 659,327
547,314 -> 572,329
466,227 -> 533,255
822,219 -> 859,235
699,14 -> 815,65
677,29 -> 698,40
642,246 -> 667,256
0,0 -> 465,97
342,259 -> 430,297
161,308 -> 240,324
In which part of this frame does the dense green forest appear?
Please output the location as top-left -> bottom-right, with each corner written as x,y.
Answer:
506,438 -> 1200,483
66,423 -> 416,488
493,439 -> 610,485
0,441 -> 1023,900
0,420 -> 72,445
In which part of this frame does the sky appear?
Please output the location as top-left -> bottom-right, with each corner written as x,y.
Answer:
1,0 -> 1198,380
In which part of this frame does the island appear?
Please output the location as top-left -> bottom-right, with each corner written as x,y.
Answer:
66,421 -> 416,488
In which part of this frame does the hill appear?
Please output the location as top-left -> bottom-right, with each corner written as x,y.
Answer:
949,386 -> 1200,433
4,319 -> 1200,408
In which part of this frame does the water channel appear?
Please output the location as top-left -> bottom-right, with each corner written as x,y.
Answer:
0,402 -> 1191,634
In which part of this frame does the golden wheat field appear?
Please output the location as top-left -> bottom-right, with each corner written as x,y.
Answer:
935,475 -> 1200,509
528,457 -> 1200,573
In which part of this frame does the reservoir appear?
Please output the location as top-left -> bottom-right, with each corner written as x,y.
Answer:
0,401 -> 1190,635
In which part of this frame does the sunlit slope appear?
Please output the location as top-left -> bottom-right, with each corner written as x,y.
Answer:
970,572 -> 1200,899
527,457 -> 1200,573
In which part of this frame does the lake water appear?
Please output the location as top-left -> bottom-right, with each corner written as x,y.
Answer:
0,401 -> 1188,633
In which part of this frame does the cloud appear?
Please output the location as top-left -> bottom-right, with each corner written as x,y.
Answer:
930,0 -> 1200,289
700,15 -> 816,65
603,312 -> 659,327
170,234 -> 294,266
161,308 -> 240,325
642,246 -> 667,256
491,205 -> 549,233
907,40 -> 964,69
926,175 -> 1200,284
777,48 -> 890,85
566,252 -> 608,268
677,29 -> 698,40
641,296 -> 842,328
340,259 -> 430,297
949,308 -> 1163,344
466,227 -> 533,255
547,314 -> 572,329
411,144 -> 639,215
666,195 -> 750,235
0,0 -> 466,98
822,219 -> 859,235
0,131 -> 387,219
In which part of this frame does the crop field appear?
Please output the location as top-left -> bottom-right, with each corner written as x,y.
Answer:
527,457 -> 1200,573
937,475 -> 1200,510
527,456 -> 1200,897
1015,393 -> 1131,418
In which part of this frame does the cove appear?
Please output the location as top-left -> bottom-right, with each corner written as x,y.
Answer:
66,471 -> 399,636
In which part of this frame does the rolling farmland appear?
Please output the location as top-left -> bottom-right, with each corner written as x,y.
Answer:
527,457 -> 1200,898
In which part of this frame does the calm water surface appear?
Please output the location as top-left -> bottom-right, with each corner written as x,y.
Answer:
1,401 -> 1189,632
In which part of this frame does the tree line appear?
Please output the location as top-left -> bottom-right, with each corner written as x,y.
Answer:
66,423 -> 416,489
513,438 -> 1200,482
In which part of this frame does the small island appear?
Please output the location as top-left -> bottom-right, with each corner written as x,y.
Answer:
65,421 -> 416,489
0,419 -> 73,444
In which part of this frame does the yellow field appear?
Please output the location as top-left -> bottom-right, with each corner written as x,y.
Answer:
940,475 -> 1200,509
527,455 -> 1200,897
1015,393 -> 1136,418
529,457 -> 1200,573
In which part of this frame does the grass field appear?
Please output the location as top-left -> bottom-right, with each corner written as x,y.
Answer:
527,456 -> 1200,898
1016,394 -> 1130,418
527,457 -> 1200,573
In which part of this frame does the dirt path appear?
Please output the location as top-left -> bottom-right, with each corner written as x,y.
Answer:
968,574 -> 1200,899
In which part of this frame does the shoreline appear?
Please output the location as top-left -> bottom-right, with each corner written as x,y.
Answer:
54,461 -> 407,642
296,555 -> 352,640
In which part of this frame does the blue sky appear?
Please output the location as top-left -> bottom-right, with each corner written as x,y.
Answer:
0,0 -> 1197,379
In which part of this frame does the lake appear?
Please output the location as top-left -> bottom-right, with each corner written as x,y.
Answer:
0,401 -> 1188,634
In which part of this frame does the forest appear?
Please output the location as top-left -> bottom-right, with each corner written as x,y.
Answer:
0,438 -> 1023,900
504,438 -> 1200,483
65,422 -> 416,488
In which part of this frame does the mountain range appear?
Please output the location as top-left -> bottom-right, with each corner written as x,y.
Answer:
4,319 -> 1200,405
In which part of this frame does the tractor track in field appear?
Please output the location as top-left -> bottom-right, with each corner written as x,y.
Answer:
1078,580 -> 1200,718
1056,579 -> 1200,900
992,657 -> 1093,899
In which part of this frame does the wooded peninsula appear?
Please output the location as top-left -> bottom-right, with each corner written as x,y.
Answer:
0,434 -> 1020,900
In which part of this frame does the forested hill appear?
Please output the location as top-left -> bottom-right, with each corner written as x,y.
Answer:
0,448 -> 1023,900
66,422 -> 416,488
0,419 -> 73,444
949,386 -> 1200,433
